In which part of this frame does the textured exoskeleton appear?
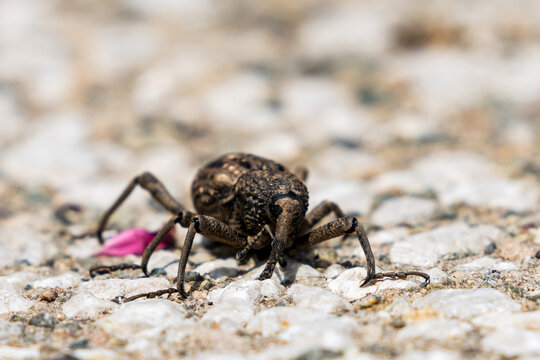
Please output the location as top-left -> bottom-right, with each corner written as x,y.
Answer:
92,153 -> 429,302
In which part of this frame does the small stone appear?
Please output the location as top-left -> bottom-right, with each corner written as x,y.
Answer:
328,267 -> 418,300
62,292 -> 118,319
472,310 -> 540,331
413,288 -> 520,319
193,258 -> 238,279
184,271 -> 204,282
282,262 -> 323,282
385,297 -> 413,316
39,288 -> 58,302
287,284 -> 352,313
75,277 -> 171,300
95,299 -> 196,356
390,222 -> 502,266
32,272 -> 81,289
0,215 -> 58,267
0,320 -> 24,342
201,300 -> 255,332
144,250 -> 180,277
245,260 -> 322,284
440,178 -> 538,213
371,196 -> 437,227
357,295 -> 381,309
314,258 -> 332,269
72,349 -> 117,360
399,350 -> 461,360
1,113 -> 100,188
0,272 -> 38,314
424,268 -> 450,285
482,328 -> 540,356
535,250 -> 540,259
323,264 -> 345,280
484,242 -> 496,255
367,227 -> 410,246
68,339 -> 89,350
208,278 -> 284,305
149,268 -> 167,276
396,318 -> 473,343
29,312 -> 58,328
0,346 -> 39,359
199,279 -> 213,291
246,306 -> 359,349
454,257 -> 517,272
390,317 -> 406,329
294,348 -> 343,360
309,181 -> 374,215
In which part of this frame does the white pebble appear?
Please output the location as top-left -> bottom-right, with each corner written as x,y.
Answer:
72,349 -> 118,360
194,258 -> 238,279
287,284 -> 352,313
328,267 -> 418,301
0,272 -> 41,290
413,288 -> 520,319
309,180 -> 374,215
367,227 -> 409,246
0,272 -> 39,314
0,215 -> 58,267
1,113 -> 99,188
0,289 -> 33,315
323,264 -> 345,279
31,271 -> 81,289
399,350 -> 460,360
0,346 -> 39,359
201,300 -> 255,332
454,257 -> 518,272
62,291 -> 118,319
396,318 -> 473,342
245,260 -> 322,283
75,277 -> 171,300
390,222 -> 502,266
371,196 -> 438,227
0,320 -> 24,341
208,278 -> 284,305
96,299 -> 196,357
424,268 -> 450,285
145,250 -> 180,277
472,311 -> 540,331
385,297 -> 413,316
246,306 -> 359,350
440,178 -> 538,213
482,328 -> 540,356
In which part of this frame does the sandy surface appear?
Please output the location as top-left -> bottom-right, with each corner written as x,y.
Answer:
0,1 -> 539,359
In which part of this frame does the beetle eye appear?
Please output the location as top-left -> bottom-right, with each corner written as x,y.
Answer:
270,203 -> 282,218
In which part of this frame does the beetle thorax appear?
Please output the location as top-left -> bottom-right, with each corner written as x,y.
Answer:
234,170 -> 309,236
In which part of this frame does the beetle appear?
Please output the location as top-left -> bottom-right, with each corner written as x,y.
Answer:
91,153 -> 429,302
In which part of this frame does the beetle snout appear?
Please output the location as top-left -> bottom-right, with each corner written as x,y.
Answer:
269,194 -> 303,225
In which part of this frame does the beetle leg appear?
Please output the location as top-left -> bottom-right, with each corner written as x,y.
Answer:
96,172 -> 191,244
293,216 -> 430,287
298,200 -> 346,234
236,225 -> 274,261
119,215 -> 248,302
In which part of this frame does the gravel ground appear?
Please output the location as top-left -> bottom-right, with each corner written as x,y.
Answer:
1,1 -> 540,359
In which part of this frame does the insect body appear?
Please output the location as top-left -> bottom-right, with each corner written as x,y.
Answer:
93,153 -> 429,302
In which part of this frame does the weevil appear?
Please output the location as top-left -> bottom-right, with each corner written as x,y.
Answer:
91,153 -> 429,302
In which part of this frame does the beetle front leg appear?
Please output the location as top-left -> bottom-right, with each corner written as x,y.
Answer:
294,217 -> 430,287
96,172 -> 190,244
118,215 -> 248,302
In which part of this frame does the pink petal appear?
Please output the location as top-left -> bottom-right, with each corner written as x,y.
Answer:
94,228 -> 175,257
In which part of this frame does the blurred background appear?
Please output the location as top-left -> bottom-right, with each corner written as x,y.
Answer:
2,2 -> 540,357
1,0 -> 540,249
